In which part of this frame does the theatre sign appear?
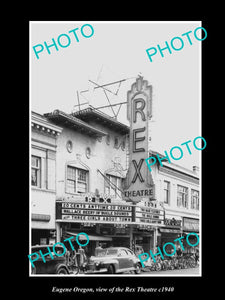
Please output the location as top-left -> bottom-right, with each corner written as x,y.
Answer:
123,76 -> 155,202
56,194 -> 134,223
56,193 -> 164,226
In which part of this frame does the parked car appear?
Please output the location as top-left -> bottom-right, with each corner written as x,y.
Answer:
84,247 -> 142,274
31,244 -> 70,275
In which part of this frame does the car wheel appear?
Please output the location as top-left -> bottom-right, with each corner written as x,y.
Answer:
57,267 -> 69,275
107,264 -> 115,274
72,265 -> 80,275
134,263 -> 142,274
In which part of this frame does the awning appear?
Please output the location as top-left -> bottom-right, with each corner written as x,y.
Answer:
31,213 -> 51,222
64,231 -> 112,241
159,228 -> 182,234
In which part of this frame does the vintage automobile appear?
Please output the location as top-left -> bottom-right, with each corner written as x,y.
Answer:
31,244 -> 70,275
84,247 -> 142,274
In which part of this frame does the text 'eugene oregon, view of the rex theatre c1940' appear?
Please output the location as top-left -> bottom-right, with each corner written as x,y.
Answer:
30,21 -> 206,276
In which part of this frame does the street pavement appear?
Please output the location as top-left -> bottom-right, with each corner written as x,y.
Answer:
77,266 -> 200,276
139,266 -> 200,275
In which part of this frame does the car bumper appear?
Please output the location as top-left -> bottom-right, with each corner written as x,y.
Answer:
85,268 -> 108,274
84,264 -> 107,274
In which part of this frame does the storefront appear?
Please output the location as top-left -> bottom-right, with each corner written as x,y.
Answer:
56,193 -> 132,255
133,226 -> 154,253
159,217 -> 182,253
62,225 -> 113,257
55,192 -> 165,255
31,229 -> 54,245
182,217 -> 199,254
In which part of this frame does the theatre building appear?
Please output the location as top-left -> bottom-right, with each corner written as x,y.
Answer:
31,76 -> 200,257
44,108 -> 133,255
43,101 -> 164,254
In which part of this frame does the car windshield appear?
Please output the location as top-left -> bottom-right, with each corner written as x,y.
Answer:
95,249 -> 118,256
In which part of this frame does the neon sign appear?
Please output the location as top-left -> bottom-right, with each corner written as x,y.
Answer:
123,76 -> 155,202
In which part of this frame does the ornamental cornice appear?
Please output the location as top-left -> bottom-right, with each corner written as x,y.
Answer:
31,114 -> 62,137
31,122 -> 61,137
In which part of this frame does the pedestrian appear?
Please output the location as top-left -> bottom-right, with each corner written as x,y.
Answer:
65,248 -> 70,265
78,245 -> 86,266
176,246 -> 182,257
71,249 -> 77,266
95,243 -> 103,256
195,248 -> 199,264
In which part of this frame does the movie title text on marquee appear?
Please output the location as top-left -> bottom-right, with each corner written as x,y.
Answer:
56,194 -> 164,226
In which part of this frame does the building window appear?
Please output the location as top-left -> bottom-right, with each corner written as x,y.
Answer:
164,181 -> 170,204
121,139 -> 126,151
31,156 -> 41,187
191,190 -> 199,210
85,147 -> 91,159
106,134 -> 110,145
114,136 -> 120,149
77,169 -> 88,193
177,185 -> 188,208
66,166 -> 88,194
105,174 -> 122,197
67,166 -> 76,193
66,140 -> 73,153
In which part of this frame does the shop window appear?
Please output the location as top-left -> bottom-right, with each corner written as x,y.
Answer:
163,181 -> 170,204
105,174 -> 122,198
66,166 -> 88,194
191,189 -> 199,210
177,185 -> 188,208
31,156 -> 41,187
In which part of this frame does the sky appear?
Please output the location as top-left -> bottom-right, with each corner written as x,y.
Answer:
30,21 -> 202,170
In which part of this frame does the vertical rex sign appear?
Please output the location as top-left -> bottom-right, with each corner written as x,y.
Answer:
123,76 -> 155,202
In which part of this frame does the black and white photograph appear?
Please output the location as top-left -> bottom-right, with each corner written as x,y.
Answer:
29,20 -> 210,295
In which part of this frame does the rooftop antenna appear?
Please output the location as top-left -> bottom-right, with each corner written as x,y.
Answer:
76,90 -> 80,111
73,65 -> 136,117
